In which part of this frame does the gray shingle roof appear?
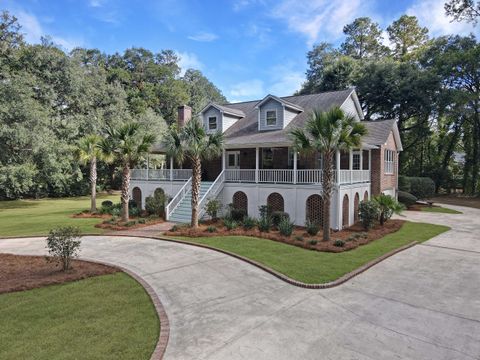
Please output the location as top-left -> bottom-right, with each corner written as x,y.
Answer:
362,119 -> 397,146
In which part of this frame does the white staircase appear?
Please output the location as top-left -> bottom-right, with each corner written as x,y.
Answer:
168,182 -> 213,223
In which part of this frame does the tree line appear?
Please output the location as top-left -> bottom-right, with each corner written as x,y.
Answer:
0,11 -> 225,200
298,13 -> 480,195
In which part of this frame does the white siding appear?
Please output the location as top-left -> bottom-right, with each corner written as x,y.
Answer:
223,114 -> 238,132
203,107 -> 222,133
259,98 -> 284,131
284,108 -> 298,127
340,95 -> 361,121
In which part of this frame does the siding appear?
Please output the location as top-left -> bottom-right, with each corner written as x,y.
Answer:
284,108 -> 298,127
203,106 -> 222,133
223,114 -> 238,132
340,95 -> 361,121
259,98 -> 284,131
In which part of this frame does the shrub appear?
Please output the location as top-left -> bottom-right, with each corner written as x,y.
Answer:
138,218 -> 146,224
305,220 -> 320,236
278,217 -> 294,237
373,194 -> 405,225
398,191 -> 418,207
242,216 -> 257,230
230,208 -> 247,222
271,211 -> 289,228
129,206 -> 140,217
206,199 -> 221,220
206,226 -> 217,233
45,226 -> 81,271
358,200 -> 380,230
101,200 -> 113,208
124,220 -> 137,227
409,177 -> 435,199
257,217 -> 271,232
145,191 -> 167,217
224,218 -> 238,230
398,175 -> 411,192
111,206 -> 121,217
334,240 -> 345,247
258,205 -> 271,220
295,235 -> 304,242
170,225 -> 179,232
309,239 -> 318,246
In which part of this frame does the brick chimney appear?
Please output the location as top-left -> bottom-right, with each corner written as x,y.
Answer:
177,105 -> 192,128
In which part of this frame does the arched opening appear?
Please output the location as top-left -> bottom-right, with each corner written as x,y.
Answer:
306,194 -> 324,225
267,192 -> 284,212
132,187 -> 142,209
364,190 -> 369,202
342,194 -> 349,227
232,191 -> 248,214
354,193 -> 360,222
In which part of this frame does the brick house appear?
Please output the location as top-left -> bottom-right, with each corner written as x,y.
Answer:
130,89 -> 402,230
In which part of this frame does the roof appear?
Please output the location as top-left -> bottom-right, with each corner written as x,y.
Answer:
200,102 -> 245,118
255,94 -> 304,112
222,88 -> 355,147
362,119 -> 403,151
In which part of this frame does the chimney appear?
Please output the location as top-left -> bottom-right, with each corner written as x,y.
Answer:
177,105 -> 192,128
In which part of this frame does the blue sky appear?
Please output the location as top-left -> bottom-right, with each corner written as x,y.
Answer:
3,0 -> 479,102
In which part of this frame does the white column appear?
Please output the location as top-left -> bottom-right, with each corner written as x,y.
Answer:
255,147 -> 259,183
349,150 -> 353,184
169,157 -> 173,181
336,150 -> 341,184
359,149 -> 363,170
146,154 -> 150,180
368,150 -> 372,183
293,150 -> 297,184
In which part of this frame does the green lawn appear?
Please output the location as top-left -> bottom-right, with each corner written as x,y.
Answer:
0,273 -> 159,360
0,194 -> 119,237
420,206 -> 462,214
172,222 -> 449,284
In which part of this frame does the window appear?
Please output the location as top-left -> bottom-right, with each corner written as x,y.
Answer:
288,148 -> 295,168
262,148 -> 273,169
266,110 -> 277,126
352,152 -> 361,170
384,150 -> 394,174
208,116 -> 217,130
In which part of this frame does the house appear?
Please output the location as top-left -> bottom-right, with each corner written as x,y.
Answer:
130,89 -> 402,229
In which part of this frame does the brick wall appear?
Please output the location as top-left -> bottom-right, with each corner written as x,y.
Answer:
371,132 -> 399,196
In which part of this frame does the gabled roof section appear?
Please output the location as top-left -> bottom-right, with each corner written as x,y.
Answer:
200,102 -> 245,118
255,94 -> 304,112
362,119 -> 403,151
341,89 -> 364,120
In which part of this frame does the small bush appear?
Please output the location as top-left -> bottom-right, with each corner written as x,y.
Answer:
271,211 -> 289,228
230,208 -> 247,222
398,191 -> 418,207
129,206 -> 140,217
409,177 -> 435,199
170,225 -> 179,232
206,226 -> 217,233
334,240 -> 345,247
295,235 -> 304,242
345,235 -> 356,242
305,220 -> 320,236
359,200 -> 380,230
46,226 -> 81,271
138,218 -> 146,224
124,220 -> 137,227
224,218 -> 238,230
101,200 -> 113,208
145,191 -> 167,217
278,217 -> 294,237
258,205 -> 271,220
398,175 -> 411,192
309,239 -> 318,246
257,217 -> 271,232
242,217 -> 257,230
373,194 -> 404,225
206,199 -> 221,220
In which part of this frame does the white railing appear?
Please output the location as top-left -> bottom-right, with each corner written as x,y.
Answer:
225,169 -> 256,182
198,170 -> 226,219
165,177 -> 192,220
258,169 -> 294,183
297,169 -> 322,184
131,168 -> 192,181
338,169 -> 370,184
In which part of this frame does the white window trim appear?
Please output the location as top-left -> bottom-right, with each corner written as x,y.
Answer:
208,116 -> 217,131
352,151 -> 361,170
265,109 -> 277,127
384,149 -> 394,174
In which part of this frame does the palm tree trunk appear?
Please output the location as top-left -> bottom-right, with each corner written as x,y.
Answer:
90,156 -> 97,213
121,164 -> 130,222
190,156 -> 201,228
322,151 -> 333,241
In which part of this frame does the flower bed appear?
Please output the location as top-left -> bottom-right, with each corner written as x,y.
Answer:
165,219 -> 405,253
95,215 -> 164,231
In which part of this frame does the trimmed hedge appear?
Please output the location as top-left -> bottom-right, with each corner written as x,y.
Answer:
409,177 -> 435,199
398,191 -> 418,207
398,175 -> 411,192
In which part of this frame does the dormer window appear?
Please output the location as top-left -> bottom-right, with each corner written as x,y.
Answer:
266,110 -> 277,126
208,116 -> 217,130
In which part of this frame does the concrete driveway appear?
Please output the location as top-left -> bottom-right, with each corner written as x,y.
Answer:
1,204 -> 479,359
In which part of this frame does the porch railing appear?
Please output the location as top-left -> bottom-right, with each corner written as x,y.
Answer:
198,170 -> 226,219
225,169 -> 256,182
131,168 -> 192,181
165,176 -> 192,221
338,169 -> 370,184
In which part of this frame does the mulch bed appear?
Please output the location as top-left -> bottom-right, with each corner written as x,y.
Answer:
71,212 -> 111,219
408,203 -> 440,211
430,194 -> 480,209
0,254 -> 120,294
165,219 -> 405,253
95,218 -> 165,231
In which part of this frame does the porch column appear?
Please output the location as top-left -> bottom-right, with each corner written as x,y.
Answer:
293,150 -> 297,184
359,148 -> 363,170
146,154 -> 150,180
368,150 -> 372,183
336,150 -> 340,184
349,150 -> 353,184
222,149 -> 226,171
255,147 -> 259,183
169,157 -> 173,181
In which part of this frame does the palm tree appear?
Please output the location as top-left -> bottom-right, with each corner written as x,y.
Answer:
162,118 -> 223,228
76,134 -> 103,213
99,122 -> 155,222
290,106 -> 366,241
374,194 -> 404,225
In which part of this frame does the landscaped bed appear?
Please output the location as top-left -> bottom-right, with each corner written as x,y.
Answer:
408,203 -> 462,214
0,254 -> 159,360
166,219 -> 406,253
168,221 -> 449,284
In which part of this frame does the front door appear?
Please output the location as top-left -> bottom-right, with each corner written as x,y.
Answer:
226,151 -> 240,169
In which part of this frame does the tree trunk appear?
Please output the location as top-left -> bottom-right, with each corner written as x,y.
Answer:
471,102 -> 480,194
322,151 -> 333,241
121,164 -> 130,222
190,156 -> 202,228
90,156 -> 97,213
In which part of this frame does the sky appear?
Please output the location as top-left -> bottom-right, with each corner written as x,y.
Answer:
2,0 -> 479,102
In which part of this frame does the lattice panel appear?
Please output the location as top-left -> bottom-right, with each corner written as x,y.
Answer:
267,192 -> 284,212
354,193 -> 360,222
342,194 -> 349,227
232,191 -> 248,212
306,194 -> 324,225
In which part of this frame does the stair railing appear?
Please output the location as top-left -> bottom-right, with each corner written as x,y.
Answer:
165,177 -> 192,220
198,170 -> 225,219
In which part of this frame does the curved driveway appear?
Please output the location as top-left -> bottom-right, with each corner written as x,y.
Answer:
1,205 -> 479,359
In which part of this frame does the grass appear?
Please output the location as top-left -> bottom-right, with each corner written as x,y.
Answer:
420,206 -> 462,214
0,273 -> 159,360
0,194 -> 119,237
172,222 -> 449,284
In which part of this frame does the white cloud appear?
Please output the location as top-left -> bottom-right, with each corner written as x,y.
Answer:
271,0 -> 369,46
407,0 -> 479,36
187,32 -> 218,42
267,64 -> 304,96
177,51 -> 203,75
230,79 -> 265,98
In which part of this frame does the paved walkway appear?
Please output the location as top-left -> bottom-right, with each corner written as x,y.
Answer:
1,204 -> 479,359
